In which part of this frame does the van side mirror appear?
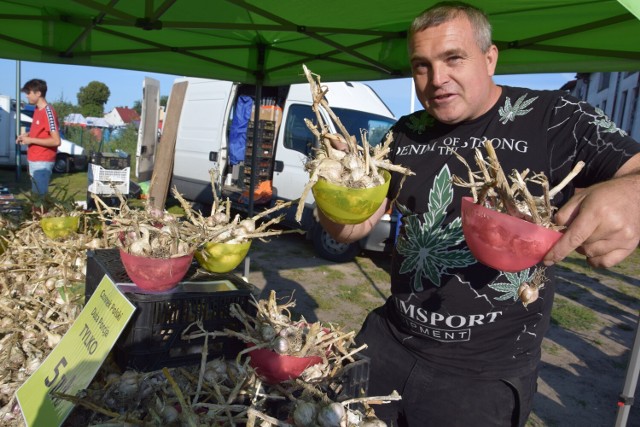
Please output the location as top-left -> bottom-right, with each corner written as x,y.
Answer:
273,160 -> 284,172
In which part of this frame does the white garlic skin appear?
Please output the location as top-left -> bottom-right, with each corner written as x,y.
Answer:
293,401 -> 318,427
518,282 -> 539,307
316,402 -> 345,427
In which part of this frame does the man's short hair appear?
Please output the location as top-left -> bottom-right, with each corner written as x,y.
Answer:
21,79 -> 48,98
410,1 -> 493,53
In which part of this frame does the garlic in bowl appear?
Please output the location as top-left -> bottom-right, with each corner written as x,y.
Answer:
312,170 -> 390,224
461,197 -> 562,272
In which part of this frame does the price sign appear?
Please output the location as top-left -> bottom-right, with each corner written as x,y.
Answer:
16,275 -> 135,426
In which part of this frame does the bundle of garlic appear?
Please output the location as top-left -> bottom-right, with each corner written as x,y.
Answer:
451,139 -> 585,230
247,389 -> 401,427
294,65 -> 414,222
174,169 -> 303,245
181,292 -> 398,427
0,213 -> 106,423
218,291 -> 366,380
59,357 -> 260,426
451,140 -> 587,307
95,194 -> 198,258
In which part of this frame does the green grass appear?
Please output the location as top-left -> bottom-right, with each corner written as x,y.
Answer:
551,296 -> 598,331
314,265 -> 346,282
542,341 -> 563,357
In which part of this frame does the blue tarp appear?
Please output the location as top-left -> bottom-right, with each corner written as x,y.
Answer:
228,95 -> 253,165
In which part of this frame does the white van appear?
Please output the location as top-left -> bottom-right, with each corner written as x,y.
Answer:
141,77 -> 397,262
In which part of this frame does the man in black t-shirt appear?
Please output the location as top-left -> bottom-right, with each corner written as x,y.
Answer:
318,2 -> 640,426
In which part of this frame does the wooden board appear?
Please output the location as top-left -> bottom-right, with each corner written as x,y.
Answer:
148,81 -> 188,210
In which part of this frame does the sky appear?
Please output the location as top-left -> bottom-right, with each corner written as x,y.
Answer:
0,58 -> 576,119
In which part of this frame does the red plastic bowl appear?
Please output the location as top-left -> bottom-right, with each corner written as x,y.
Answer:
461,197 -> 562,272
247,346 -> 322,384
119,248 -> 193,292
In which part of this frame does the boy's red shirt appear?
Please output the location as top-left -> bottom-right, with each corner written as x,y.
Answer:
27,104 -> 59,162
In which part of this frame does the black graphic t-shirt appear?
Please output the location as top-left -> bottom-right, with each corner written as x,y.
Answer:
383,86 -> 640,379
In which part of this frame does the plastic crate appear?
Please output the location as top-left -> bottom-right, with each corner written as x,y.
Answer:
334,355 -> 370,401
90,151 -> 131,170
85,249 -> 258,372
88,164 -> 130,195
88,164 -> 129,182
248,119 -> 276,131
88,180 -> 130,196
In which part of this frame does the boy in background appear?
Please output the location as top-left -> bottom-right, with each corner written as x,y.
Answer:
16,78 -> 61,204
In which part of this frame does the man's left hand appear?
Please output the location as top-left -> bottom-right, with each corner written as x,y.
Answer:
544,174 -> 640,268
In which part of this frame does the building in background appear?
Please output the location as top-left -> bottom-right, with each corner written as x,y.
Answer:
104,106 -> 141,128
567,72 -> 640,141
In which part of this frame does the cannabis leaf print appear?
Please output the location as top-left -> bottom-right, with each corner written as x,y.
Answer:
591,107 -> 627,136
498,94 -> 539,124
489,269 -> 535,302
406,111 -> 436,134
396,165 -> 475,291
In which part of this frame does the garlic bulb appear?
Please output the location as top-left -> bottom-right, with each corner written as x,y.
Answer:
293,401 -> 318,427
518,282 -> 539,307
317,402 -> 345,427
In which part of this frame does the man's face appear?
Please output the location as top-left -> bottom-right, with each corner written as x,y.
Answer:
409,15 -> 499,124
23,90 -> 40,105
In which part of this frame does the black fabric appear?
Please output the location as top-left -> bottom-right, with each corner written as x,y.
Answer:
377,86 -> 640,379
356,307 -> 539,427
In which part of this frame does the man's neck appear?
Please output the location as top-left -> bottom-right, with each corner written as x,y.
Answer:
36,98 -> 47,109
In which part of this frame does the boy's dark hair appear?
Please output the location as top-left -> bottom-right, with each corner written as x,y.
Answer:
21,79 -> 48,98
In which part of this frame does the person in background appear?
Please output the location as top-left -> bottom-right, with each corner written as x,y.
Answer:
16,78 -> 61,204
317,2 -> 640,426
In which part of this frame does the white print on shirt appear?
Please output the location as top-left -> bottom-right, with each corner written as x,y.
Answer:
550,97 -> 631,179
396,136 -> 529,157
45,105 -> 57,132
498,93 -> 539,124
392,297 -> 504,343
395,165 -> 475,291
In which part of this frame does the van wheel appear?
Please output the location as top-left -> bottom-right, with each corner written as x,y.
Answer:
53,155 -> 69,173
312,223 -> 360,263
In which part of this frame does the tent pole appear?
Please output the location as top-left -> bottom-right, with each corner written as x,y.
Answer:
15,60 -> 21,181
243,44 -> 266,280
615,313 -> 640,427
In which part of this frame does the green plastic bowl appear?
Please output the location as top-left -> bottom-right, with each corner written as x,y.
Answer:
40,216 -> 80,239
195,240 -> 252,273
312,170 -> 390,224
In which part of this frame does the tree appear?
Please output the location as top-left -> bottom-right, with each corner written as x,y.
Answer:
50,100 -> 80,123
133,95 -> 168,115
132,99 -> 142,115
77,81 -> 110,116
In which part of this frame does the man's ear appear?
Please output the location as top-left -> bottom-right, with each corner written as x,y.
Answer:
486,44 -> 499,77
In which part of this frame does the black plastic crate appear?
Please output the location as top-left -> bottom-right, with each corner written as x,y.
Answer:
85,249 -> 258,371
335,355 -> 370,401
89,151 -> 131,170
248,119 -> 276,131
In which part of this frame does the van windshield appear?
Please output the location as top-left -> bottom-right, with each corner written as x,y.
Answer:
284,104 -> 396,156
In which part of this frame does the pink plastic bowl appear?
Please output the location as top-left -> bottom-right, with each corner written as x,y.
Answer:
461,197 -> 562,272
247,345 -> 322,384
119,248 -> 193,292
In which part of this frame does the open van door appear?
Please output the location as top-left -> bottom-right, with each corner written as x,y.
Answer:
170,78 -> 236,204
136,77 -> 161,182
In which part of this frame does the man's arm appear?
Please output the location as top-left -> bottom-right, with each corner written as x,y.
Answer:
317,197 -> 391,243
544,152 -> 640,268
17,130 -> 61,148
